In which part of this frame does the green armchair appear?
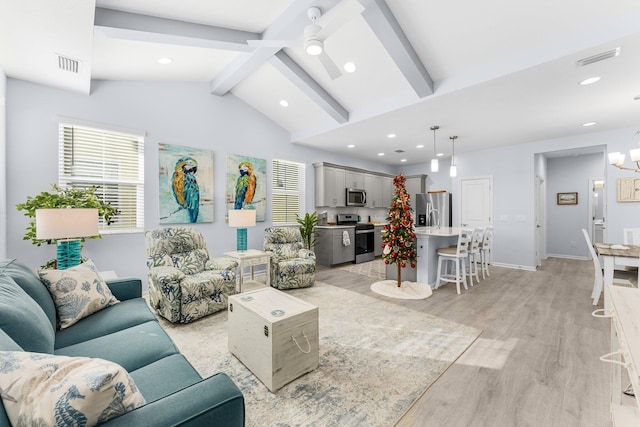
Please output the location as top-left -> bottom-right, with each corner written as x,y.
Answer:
263,226 -> 316,290
145,227 -> 238,323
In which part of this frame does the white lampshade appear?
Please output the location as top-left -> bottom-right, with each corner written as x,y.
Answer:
431,158 -> 439,172
36,208 -> 99,240
449,164 -> 457,177
228,209 -> 256,228
630,148 -> 640,162
304,39 -> 323,56
608,152 -> 625,166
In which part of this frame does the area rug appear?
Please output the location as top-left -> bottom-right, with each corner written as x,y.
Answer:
370,279 -> 433,300
336,259 -> 386,280
157,282 -> 480,426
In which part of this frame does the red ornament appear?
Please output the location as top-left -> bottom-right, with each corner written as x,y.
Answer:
385,260 -> 389,264
411,263 -> 416,268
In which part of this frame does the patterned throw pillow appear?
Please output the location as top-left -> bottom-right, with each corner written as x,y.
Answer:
0,351 -> 146,427
38,260 -> 119,329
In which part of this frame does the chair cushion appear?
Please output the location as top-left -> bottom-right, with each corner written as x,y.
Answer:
0,275 -> 55,353
277,258 -> 316,274
38,260 -> 120,329
0,259 -> 57,331
128,354 -> 202,403
0,328 -> 22,352
0,351 -> 145,427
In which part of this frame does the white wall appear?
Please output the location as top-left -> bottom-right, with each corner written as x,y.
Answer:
404,127 -> 640,269
400,163 -> 452,193
5,78 -> 390,285
546,153 -> 603,258
0,68 -> 6,259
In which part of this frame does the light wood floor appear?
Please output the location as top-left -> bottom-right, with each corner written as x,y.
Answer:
315,257 -> 611,427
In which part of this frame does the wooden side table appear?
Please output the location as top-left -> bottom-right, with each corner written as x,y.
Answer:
224,249 -> 271,292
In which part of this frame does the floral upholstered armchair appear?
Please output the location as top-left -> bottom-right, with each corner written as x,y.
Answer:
145,227 -> 238,323
263,226 -> 316,290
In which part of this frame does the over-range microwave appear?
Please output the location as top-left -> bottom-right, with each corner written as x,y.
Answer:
346,188 -> 366,207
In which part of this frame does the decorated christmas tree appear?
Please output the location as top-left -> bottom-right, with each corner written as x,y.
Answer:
382,174 -> 417,287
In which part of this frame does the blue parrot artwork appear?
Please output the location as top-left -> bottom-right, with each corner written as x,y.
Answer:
172,156 -> 200,222
234,161 -> 256,209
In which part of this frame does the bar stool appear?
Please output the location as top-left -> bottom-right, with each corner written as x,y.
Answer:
480,226 -> 493,279
467,227 -> 484,286
436,229 -> 472,294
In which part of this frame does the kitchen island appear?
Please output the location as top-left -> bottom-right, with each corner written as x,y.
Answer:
415,227 -> 463,288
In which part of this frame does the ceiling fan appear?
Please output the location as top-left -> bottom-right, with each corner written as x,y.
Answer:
248,6 -> 350,80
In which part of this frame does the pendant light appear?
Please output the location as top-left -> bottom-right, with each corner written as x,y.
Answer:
449,135 -> 458,177
430,125 -> 439,172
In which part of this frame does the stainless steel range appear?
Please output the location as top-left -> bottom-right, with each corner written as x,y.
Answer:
337,214 -> 375,264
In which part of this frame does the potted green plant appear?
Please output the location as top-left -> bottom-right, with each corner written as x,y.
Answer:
16,184 -> 119,248
297,211 -> 320,251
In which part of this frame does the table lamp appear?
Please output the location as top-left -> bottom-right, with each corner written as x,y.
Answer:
36,208 -> 99,270
228,209 -> 256,251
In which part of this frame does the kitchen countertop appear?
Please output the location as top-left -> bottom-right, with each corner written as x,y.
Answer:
414,226 -> 462,237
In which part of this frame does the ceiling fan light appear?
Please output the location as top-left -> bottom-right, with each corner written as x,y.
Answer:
630,148 -> 640,162
305,39 -> 323,56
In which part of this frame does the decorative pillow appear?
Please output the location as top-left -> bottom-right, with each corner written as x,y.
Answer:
38,260 -> 120,329
0,351 -> 146,427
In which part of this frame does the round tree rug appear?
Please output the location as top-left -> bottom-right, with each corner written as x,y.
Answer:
370,280 -> 433,300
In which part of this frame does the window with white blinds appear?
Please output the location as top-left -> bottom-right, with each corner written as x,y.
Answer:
58,121 -> 145,234
271,159 -> 305,225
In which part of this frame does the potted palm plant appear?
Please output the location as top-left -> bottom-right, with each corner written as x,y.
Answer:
297,211 -> 320,251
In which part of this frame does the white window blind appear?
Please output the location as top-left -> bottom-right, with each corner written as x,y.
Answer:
272,159 -> 305,225
58,121 -> 145,234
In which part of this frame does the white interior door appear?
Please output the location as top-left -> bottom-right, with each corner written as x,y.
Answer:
460,177 -> 492,228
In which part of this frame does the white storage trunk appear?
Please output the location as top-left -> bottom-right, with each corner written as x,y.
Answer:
228,287 -> 319,392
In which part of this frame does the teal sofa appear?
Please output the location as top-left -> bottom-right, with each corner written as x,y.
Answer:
0,259 -> 245,426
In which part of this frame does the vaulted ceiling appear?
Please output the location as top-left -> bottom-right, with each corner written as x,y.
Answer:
2,0 -> 640,165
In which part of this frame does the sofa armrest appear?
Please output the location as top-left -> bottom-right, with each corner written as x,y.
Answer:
99,373 -> 245,427
206,257 -> 238,271
106,277 -> 142,301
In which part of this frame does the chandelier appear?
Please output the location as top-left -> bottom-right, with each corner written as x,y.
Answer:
608,131 -> 640,173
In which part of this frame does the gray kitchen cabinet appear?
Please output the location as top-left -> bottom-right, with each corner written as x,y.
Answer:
365,174 -> 383,208
405,174 -> 427,201
315,227 -> 355,266
374,225 -> 384,256
314,163 -> 346,207
345,170 -> 365,189
382,176 -> 393,208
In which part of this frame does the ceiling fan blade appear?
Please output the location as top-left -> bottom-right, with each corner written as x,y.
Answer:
316,0 -> 365,38
247,39 -> 300,48
317,51 -> 342,80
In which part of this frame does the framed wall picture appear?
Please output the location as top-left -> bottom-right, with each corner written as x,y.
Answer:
557,192 -> 578,205
226,154 -> 267,222
159,143 -> 214,224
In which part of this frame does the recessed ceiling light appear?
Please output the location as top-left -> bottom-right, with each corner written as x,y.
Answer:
437,153 -> 444,157
416,144 -> 424,149
347,144 -> 355,148
343,62 -> 356,73
378,152 -> 384,156
579,77 -> 600,86
582,122 -> 597,127
400,159 -> 407,162
387,133 -> 396,138
279,100 -> 289,107
158,57 -> 173,64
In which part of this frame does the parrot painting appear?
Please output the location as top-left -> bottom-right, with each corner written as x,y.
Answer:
172,156 -> 200,222
234,161 -> 256,209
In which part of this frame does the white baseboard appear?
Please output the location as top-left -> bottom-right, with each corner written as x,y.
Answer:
546,254 -> 589,261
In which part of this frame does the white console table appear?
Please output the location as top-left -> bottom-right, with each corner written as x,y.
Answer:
597,286 -> 640,425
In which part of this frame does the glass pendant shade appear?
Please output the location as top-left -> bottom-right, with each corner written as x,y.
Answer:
430,125 -> 439,173
431,158 -> 439,172
450,164 -> 457,177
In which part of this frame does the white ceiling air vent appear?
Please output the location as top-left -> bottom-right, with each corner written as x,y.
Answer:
395,149 -> 405,153
57,54 -> 80,73
576,47 -> 620,67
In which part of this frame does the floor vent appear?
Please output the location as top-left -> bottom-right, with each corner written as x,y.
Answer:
576,47 -> 620,67
58,54 -> 80,73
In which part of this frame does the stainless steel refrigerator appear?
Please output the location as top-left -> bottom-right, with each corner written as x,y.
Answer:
415,191 -> 452,227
